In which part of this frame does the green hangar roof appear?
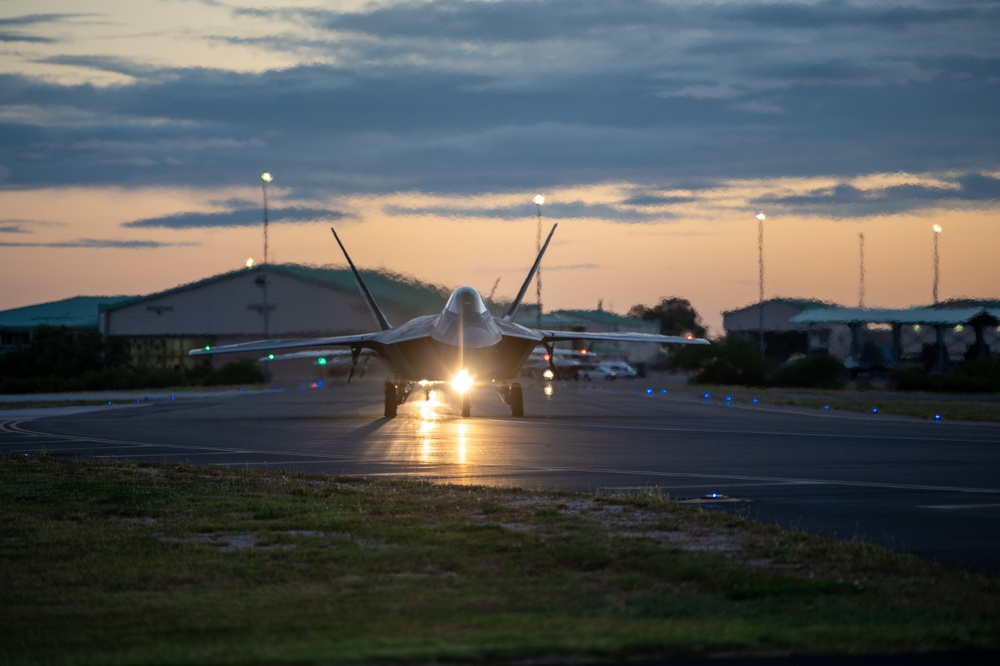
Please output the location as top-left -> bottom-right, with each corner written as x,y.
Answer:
0,296 -> 134,331
103,263 -> 451,316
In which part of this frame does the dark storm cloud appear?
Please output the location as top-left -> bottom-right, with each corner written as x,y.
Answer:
123,207 -> 347,230
0,1 -> 998,209
756,174 -> 1000,218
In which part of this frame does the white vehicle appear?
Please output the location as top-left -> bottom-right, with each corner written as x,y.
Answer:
596,361 -> 638,380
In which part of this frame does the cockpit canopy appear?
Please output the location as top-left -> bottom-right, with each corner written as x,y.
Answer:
445,286 -> 489,316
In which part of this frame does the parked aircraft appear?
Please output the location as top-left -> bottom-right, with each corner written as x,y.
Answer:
190,224 -> 709,417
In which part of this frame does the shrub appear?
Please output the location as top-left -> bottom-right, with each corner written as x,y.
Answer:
691,336 -> 770,386
770,354 -> 847,389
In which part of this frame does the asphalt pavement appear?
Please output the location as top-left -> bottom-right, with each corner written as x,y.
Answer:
2,378 -> 999,576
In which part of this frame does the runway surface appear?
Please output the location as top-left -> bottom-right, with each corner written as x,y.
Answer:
3,379 -> 999,575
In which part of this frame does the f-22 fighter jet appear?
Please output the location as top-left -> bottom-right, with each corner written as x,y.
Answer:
190,224 -> 709,418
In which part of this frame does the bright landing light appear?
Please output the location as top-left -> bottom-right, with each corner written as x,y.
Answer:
533,194 -> 545,206
451,370 -> 474,394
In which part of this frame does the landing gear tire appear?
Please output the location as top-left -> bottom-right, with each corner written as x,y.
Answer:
461,393 -> 471,418
384,381 -> 398,418
509,382 -> 524,417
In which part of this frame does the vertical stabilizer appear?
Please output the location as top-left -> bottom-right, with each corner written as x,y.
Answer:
502,223 -> 558,321
331,228 -> 393,331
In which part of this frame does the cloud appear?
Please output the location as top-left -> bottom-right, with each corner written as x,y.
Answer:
0,218 -> 65,234
0,31 -> 55,43
122,206 -> 347,229
755,172 -> 1000,218
385,200 -> 674,224
0,238 -> 194,248
0,1 -> 997,198
623,194 -> 698,207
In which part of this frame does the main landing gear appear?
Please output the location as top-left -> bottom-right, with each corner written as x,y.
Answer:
383,380 -> 417,418
499,382 -> 524,418
384,380 -> 398,418
383,381 -> 524,418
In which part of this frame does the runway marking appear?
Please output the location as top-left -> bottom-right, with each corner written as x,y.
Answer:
6,419 -> 999,497
498,418 -> 1000,446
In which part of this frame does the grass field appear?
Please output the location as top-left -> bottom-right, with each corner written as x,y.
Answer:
2,454 -> 998,665
669,384 -> 1000,423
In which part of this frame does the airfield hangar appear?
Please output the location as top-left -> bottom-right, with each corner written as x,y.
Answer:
97,264 -> 450,370
724,297 -> 1000,369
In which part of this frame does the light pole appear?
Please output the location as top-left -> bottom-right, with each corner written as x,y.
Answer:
932,224 -> 942,304
756,211 -> 766,358
534,194 -> 545,328
260,172 -> 273,346
261,172 -> 273,264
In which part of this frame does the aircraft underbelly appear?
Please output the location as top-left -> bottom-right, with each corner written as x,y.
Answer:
389,336 -> 537,381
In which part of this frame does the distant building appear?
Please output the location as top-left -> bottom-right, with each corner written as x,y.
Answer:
791,303 -> 1000,369
722,298 -> 843,360
722,297 -> 1000,369
0,295 -> 134,349
99,263 -> 450,371
517,308 -> 664,363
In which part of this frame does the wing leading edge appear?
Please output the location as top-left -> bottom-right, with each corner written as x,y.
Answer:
189,332 -> 381,358
536,330 -> 710,346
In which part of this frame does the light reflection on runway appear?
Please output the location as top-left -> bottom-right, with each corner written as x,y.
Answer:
369,389 -> 484,469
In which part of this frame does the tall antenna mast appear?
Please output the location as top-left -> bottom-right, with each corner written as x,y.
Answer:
533,195 -> 545,328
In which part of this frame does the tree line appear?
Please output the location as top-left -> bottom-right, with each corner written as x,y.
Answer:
0,326 -> 262,394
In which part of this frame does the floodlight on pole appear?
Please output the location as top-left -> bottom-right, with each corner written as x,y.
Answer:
932,224 -> 942,304
534,195 -> 545,328
756,211 -> 766,358
261,172 -> 272,264
259,173 -> 273,362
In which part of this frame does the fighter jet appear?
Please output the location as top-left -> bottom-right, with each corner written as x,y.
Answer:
190,224 -> 709,418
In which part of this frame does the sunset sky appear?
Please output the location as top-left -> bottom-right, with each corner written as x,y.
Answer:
2,0 -> 998,334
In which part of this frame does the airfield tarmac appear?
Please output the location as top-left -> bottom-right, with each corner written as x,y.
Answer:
2,378 -> 999,576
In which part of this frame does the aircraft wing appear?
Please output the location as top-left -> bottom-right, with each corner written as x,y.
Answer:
255,349 -> 369,362
536,330 -> 710,346
189,332 -> 381,357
